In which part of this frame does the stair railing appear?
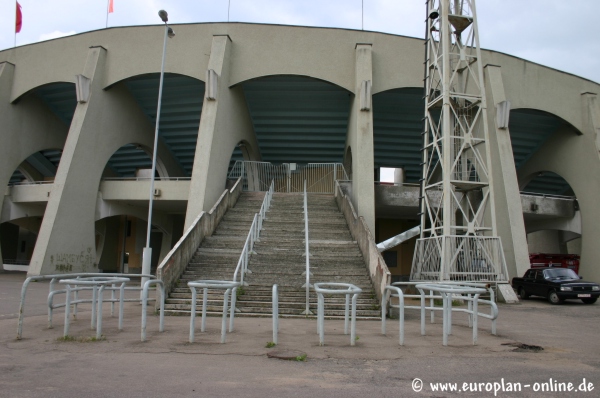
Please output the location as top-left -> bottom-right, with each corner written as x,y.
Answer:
301,179 -> 313,315
232,180 -> 274,286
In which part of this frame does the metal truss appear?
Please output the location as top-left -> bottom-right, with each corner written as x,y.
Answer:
411,0 -> 508,282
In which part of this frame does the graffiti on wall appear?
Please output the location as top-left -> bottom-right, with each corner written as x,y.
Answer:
50,247 -> 96,272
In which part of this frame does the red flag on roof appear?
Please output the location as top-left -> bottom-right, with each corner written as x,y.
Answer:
109,0 -> 114,13
16,1 -> 22,33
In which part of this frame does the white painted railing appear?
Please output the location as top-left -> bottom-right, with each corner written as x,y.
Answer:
410,235 -> 509,282
232,180 -> 274,286
228,161 -> 347,194
301,180 -> 313,315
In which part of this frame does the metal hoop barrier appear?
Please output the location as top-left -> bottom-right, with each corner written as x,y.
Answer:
381,286 -> 405,345
141,279 -> 165,342
313,283 -> 362,346
187,280 -> 240,344
272,284 -> 279,345
17,273 -> 157,340
59,277 -> 130,339
390,281 -> 498,335
415,283 -> 488,346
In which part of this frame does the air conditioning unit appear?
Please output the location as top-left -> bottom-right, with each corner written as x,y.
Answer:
153,189 -> 161,197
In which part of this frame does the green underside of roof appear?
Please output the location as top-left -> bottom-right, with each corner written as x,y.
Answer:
243,75 -> 350,164
8,78 -> 575,197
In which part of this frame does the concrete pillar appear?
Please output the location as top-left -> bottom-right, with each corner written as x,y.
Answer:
0,62 -> 68,266
582,92 -> 600,158
345,43 -> 375,234
29,47 -> 169,275
184,35 -> 259,229
517,94 -> 600,282
484,65 -> 530,278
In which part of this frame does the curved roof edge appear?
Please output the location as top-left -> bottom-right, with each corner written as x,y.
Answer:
1,21 -> 598,86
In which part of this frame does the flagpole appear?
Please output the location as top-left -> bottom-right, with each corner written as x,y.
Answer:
14,2 -> 18,48
106,0 -> 110,28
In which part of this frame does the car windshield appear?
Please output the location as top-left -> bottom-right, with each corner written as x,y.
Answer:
544,268 -> 578,279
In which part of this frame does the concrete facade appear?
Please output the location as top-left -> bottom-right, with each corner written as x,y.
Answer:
0,23 -> 598,281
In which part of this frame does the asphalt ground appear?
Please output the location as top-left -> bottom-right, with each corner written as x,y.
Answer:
0,271 -> 599,397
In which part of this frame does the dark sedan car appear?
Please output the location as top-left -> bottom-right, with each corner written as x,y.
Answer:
512,268 -> 600,304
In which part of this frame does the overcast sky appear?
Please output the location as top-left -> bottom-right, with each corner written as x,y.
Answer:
0,0 -> 598,84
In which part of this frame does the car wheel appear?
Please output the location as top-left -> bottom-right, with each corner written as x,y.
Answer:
582,298 -> 598,304
518,287 -> 529,300
547,290 -> 563,305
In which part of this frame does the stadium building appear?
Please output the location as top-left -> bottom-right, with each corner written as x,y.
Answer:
1,22 -> 599,285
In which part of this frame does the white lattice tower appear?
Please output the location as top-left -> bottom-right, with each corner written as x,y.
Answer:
410,0 -> 508,282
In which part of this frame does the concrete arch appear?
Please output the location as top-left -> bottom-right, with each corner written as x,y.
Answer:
517,118 -> 600,281
95,205 -> 169,235
510,109 -> 582,187
0,64 -> 69,266
234,73 -> 351,93
235,139 -> 260,162
103,142 -> 171,179
0,216 -> 42,266
12,80 -> 75,105
490,49 -> 600,135
106,71 -> 204,91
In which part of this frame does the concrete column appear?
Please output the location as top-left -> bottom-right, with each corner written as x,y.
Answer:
517,94 -> 600,282
29,47 -> 168,275
0,62 -> 68,265
184,35 -> 259,229
484,65 -> 530,278
582,92 -> 600,159
345,43 -> 375,234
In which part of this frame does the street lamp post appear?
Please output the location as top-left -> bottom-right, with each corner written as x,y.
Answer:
142,10 -> 175,287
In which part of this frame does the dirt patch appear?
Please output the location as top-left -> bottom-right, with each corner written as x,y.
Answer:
502,342 -> 544,352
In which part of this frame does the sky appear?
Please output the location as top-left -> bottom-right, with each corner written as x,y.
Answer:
1,0 -> 599,84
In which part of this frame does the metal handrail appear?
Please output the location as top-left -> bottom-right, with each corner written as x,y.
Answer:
374,181 -> 421,187
519,191 -> 576,200
389,281 -> 498,335
314,283 -> 362,346
272,284 -> 279,345
141,279 -> 165,342
302,180 -> 313,315
188,280 -> 240,343
8,180 -> 55,186
232,180 -> 274,286
228,161 -> 348,193
415,283 -> 489,346
17,272 -> 156,340
102,177 -> 192,181
2,259 -> 30,265
381,285 -> 405,346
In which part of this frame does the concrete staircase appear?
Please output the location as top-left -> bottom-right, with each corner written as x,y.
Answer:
164,191 -> 265,314
164,192 -> 381,319
238,193 -> 381,319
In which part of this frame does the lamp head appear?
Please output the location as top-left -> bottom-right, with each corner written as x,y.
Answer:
167,27 -> 175,38
158,10 -> 168,23
429,9 -> 439,20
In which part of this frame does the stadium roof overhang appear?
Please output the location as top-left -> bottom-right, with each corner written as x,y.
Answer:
8,76 -> 575,197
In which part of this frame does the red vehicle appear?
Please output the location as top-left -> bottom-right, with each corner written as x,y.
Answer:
529,253 -> 580,274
